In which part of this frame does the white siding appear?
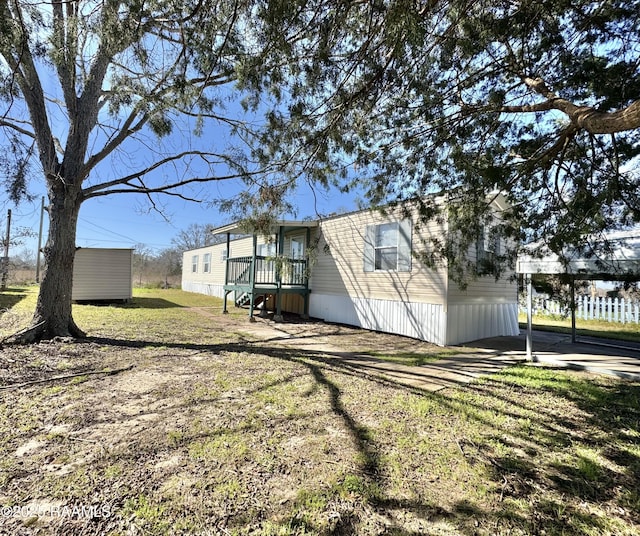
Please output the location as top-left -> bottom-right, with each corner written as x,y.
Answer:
72,248 -> 132,301
445,303 -> 519,345
181,281 -> 226,298
309,293 -> 447,346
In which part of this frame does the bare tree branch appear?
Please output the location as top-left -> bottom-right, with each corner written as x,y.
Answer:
0,118 -> 35,138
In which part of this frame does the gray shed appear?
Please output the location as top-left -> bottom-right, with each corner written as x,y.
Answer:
72,247 -> 133,302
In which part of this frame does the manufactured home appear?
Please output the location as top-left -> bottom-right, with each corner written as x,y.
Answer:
72,247 -> 133,302
181,199 -> 518,346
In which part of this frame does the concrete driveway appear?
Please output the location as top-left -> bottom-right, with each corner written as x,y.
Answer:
467,329 -> 640,381
196,308 -> 640,390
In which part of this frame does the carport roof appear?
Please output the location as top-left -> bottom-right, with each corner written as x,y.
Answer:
517,230 -> 640,280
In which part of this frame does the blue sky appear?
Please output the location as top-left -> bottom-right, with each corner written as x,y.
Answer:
1,79 -> 360,257
1,24 -> 364,259
3,170 -> 359,258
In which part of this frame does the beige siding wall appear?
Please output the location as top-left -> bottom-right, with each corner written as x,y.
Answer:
443,202 -> 519,343
443,263 -> 519,344
447,274 -> 518,305
72,248 -> 132,301
310,206 -> 448,304
307,200 -> 518,345
181,237 -> 255,295
447,227 -> 518,307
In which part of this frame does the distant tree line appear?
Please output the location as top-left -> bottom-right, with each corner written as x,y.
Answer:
2,222 -> 220,287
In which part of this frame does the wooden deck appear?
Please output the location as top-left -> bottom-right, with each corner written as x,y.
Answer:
225,255 -> 308,287
223,255 -> 310,319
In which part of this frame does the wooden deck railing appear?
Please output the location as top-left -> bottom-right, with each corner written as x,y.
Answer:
226,256 -> 308,286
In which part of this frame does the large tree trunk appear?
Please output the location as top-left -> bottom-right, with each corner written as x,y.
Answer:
23,188 -> 85,342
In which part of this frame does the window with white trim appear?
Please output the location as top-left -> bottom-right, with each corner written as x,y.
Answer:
258,242 -> 276,271
363,220 -> 412,272
258,243 -> 276,257
290,236 -> 305,259
203,253 -> 211,273
476,224 -> 500,275
191,255 -> 199,273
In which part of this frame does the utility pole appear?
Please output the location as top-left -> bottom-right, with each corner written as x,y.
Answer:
1,209 -> 11,290
35,196 -> 45,283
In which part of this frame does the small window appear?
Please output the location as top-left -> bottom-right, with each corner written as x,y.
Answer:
290,237 -> 305,259
476,225 -> 500,275
258,243 -> 276,257
203,253 -> 211,273
220,249 -> 228,261
364,220 -> 412,272
191,255 -> 199,273
375,223 -> 399,270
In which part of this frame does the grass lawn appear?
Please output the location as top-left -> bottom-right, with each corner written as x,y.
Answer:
518,313 -> 640,343
1,286 -> 639,535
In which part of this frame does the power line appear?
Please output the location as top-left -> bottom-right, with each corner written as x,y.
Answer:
79,217 -> 139,243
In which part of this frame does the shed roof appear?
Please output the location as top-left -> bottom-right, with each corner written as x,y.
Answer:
517,230 -> 640,280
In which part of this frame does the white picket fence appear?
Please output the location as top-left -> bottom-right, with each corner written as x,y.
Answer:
533,296 -> 640,324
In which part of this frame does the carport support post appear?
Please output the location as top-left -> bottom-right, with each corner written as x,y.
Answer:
526,273 -> 533,361
570,276 -> 576,343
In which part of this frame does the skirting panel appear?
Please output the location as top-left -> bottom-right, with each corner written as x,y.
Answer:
445,303 -> 519,345
309,293 -> 446,346
181,281 -> 225,298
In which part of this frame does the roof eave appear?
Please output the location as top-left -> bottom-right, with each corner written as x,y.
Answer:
210,220 -> 319,235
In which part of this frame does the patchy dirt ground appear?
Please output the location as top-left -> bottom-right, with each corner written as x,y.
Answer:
0,310 -> 467,535
1,295 -> 639,536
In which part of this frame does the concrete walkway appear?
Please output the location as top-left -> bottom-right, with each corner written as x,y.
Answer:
263,323 -> 640,392
333,352 -> 525,392
331,330 -> 640,391
334,330 -> 640,391
194,308 -> 640,391
218,314 -> 526,392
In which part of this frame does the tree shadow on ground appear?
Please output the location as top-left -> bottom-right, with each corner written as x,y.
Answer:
73,335 -> 640,535
79,297 -> 185,309
0,287 -> 29,312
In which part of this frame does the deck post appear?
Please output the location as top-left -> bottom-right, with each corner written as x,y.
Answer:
223,232 -> 231,314
274,226 -> 285,321
301,226 -> 311,320
249,235 -> 257,321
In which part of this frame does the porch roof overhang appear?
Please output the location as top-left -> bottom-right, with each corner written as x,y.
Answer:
211,220 -> 319,236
